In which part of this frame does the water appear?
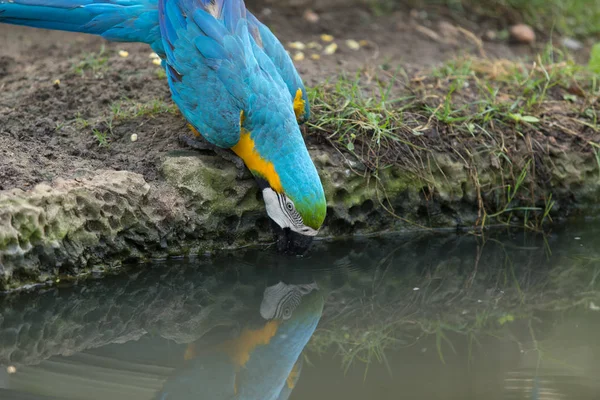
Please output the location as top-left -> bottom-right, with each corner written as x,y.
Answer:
1,224 -> 600,399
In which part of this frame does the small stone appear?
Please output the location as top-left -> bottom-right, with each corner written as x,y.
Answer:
303,9 -> 319,23
561,37 -> 583,51
118,50 -> 129,58
293,51 -> 305,61
7,366 -> 16,374
413,287 -> 419,291
320,34 -> 334,42
484,30 -> 497,40
590,302 -> 600,311
509,24 -> 535,43
323,43 -> 338,55
149,52 -> 160,59
53,79 -> 61,89
130,134 -> 138,142
152,58 -> 162,66
288,41 -> 306,50
307,41 -> 322,50
346,39 -> 360,50
310,54 -> 321,60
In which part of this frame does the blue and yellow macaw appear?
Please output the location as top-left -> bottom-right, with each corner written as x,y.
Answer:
156,281 -> 324,399
0,0 -> 325,254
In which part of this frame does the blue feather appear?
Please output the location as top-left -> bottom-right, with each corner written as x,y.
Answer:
193,36 -> 227,59
0,0 -> 164,54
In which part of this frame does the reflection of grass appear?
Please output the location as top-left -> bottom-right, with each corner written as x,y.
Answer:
307,236 -> 600,375
311,324 -> 398,378
308,46 -> 598,230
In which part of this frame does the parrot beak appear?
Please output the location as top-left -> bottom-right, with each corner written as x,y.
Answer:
270,220 -> 314,256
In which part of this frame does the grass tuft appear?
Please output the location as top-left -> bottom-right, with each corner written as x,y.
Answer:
308,47 -> 600,229
110,98 -> 178,120
71,45 -> 109,77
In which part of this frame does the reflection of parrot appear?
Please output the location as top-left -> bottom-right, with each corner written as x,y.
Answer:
156,281 -> 323,399
0,0 -> 326,255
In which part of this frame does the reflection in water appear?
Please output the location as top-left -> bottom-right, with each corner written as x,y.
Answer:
156,281 -> 323,400
0,225 -> 600,399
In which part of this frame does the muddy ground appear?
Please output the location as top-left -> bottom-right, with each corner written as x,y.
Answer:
0,1 -> 560,191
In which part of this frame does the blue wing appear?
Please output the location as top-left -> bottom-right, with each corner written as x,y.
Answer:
158,0 -> 292,148
247,12 -> 310,123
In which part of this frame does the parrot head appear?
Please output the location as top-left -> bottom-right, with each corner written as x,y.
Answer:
233,107 -> 327,256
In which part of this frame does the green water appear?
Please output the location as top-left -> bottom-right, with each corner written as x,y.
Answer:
1,224 -> 600,399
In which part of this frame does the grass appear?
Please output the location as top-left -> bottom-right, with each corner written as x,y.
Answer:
392,0 -> 600,39
92,128 -> 109,147
71,98 -> 176,147
110,98 -> 178,119
71,45 -> 109,77
308,46 -> 600,230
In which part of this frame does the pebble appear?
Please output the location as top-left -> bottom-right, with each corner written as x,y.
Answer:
149,52 -> 160,59
288,41 -> 306,50
509,24 -> 535,43
152,58 -> 162,66
484,30 -> 497,40
130,134 -> 138,142
320,34 -> 334,42
118,50 -> 129,58
561,37 -> 583,51
323,43 -> 338,55
303,9 -> 319,23
310,54 -> 321,60
346,39 -> 360,50
6,366 -> 16,374
53,79 -> 61,89
293,52 -> 305,61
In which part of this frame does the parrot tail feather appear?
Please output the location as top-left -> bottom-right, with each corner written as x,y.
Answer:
0,0 -> 164,53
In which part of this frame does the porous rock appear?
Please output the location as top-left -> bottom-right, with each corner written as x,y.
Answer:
1,147 -> 600,290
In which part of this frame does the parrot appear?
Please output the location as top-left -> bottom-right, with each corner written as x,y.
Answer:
0,0 -> 325,255
155,281 -> 324,399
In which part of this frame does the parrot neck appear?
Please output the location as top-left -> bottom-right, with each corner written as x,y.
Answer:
231,127 -> 283,193
220,320 -> 281,367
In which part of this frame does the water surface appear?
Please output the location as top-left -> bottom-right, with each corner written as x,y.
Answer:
1,224 -> 600,399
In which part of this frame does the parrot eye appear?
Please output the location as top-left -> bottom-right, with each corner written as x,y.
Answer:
286,201 -> 294,211
282,307 -> 292,319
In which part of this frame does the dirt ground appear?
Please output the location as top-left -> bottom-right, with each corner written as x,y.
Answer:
0,2 -> 572,191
